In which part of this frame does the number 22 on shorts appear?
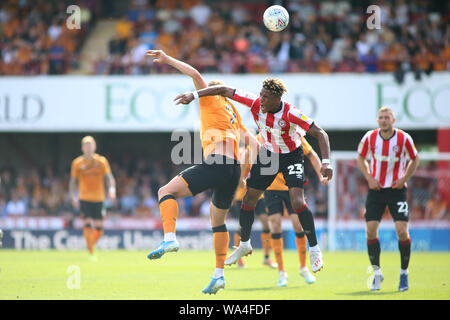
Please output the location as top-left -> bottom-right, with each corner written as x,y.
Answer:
397,201 -> 409,217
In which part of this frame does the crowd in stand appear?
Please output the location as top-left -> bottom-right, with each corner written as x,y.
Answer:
1,154 -> 447,220
0,151 -> 328,219
0,0 -> 98,75
95,0 -> 450,76
0,0 -> 448,221
1,0 -> 449,76
0,156 -> 171,219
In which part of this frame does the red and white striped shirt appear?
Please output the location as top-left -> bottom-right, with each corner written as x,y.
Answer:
358,128 -> 418,188
232,89 -> 314,153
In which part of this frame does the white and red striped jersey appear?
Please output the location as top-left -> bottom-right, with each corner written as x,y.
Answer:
232,89 -> 314,153
358,128 -> 418,188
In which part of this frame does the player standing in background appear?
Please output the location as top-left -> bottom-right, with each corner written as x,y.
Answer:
145,50 -> 258,294
69,136 -> 116,261
264,136 -> 328,286
174,78 -> 333,274
357,107 -> 420,292
232,144 -> 277,270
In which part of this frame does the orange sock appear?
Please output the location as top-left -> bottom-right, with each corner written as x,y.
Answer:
234,232 -> 241,247
270,234 -> 284,272
213,225 -> 229,269
83,226 -> 93,254
159,195 -> 179,234
261,231 -> 271,257
296,233 -> 307,268
92,228 -> 104,246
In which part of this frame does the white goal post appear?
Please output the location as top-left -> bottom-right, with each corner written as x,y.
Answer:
327,151 -> 450,251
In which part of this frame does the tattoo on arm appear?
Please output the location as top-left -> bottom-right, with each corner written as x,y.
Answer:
69,177 -> 78,199
105,173 -> 116,189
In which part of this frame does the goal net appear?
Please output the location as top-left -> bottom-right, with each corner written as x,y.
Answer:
327,151 -> 450,251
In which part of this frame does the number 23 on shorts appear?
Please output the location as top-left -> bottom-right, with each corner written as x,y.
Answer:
287,163 -> 304,177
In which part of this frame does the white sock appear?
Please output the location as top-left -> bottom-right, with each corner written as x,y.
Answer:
400,268 -> 408,275
374,267 -> 383,276
309,244 -> 320,252
213,268 -> 224,278
164,232 -> 176,242
240,240 -> 251,249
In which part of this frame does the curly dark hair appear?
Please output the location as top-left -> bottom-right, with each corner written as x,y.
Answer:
262,78 -> 287,97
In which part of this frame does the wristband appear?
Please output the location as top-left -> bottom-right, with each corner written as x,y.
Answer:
192,91 -> 199,99
322,159 -> 330,165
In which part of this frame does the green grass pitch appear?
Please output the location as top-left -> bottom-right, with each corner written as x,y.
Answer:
0,249 -> 449,300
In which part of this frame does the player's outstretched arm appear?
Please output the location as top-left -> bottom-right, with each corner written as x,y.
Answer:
147,50 -> 207,90
174,85 -> 236,105
307,123 -> 333,181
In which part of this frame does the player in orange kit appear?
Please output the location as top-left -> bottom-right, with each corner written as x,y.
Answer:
69,136 -> 116,261
145,50 -> 258,295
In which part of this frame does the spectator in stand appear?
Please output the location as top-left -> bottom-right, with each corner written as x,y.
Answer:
0,196 -> 5,217
44,178 -> 65,215
28,191 -> 46,216
115,14 -> 134,40
189,0 -> 211,26
120,185 -> 139,215
135,185 -> 158,218
139,24 -> 158,50
356,33 -> 371,60
23,0 -> 441,76
5,189 -> 27,216
48,36 -> 67,74
0,170 -> 14,200
410,199 -> 424,221
47,17 -> 62,42
379,42 -> 401,72
360,47 -> 378,73
0,0 -> 94,75
425,192 -> 448,220
272,32 -> 293,73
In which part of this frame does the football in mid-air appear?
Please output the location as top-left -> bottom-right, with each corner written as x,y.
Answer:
263,5 -> 289,32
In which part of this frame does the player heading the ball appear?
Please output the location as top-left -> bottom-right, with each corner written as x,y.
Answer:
174,78 -> 333,274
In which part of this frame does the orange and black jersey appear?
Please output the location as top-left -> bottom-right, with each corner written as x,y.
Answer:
199,95 -> 248,159
71,154 -> 111,202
